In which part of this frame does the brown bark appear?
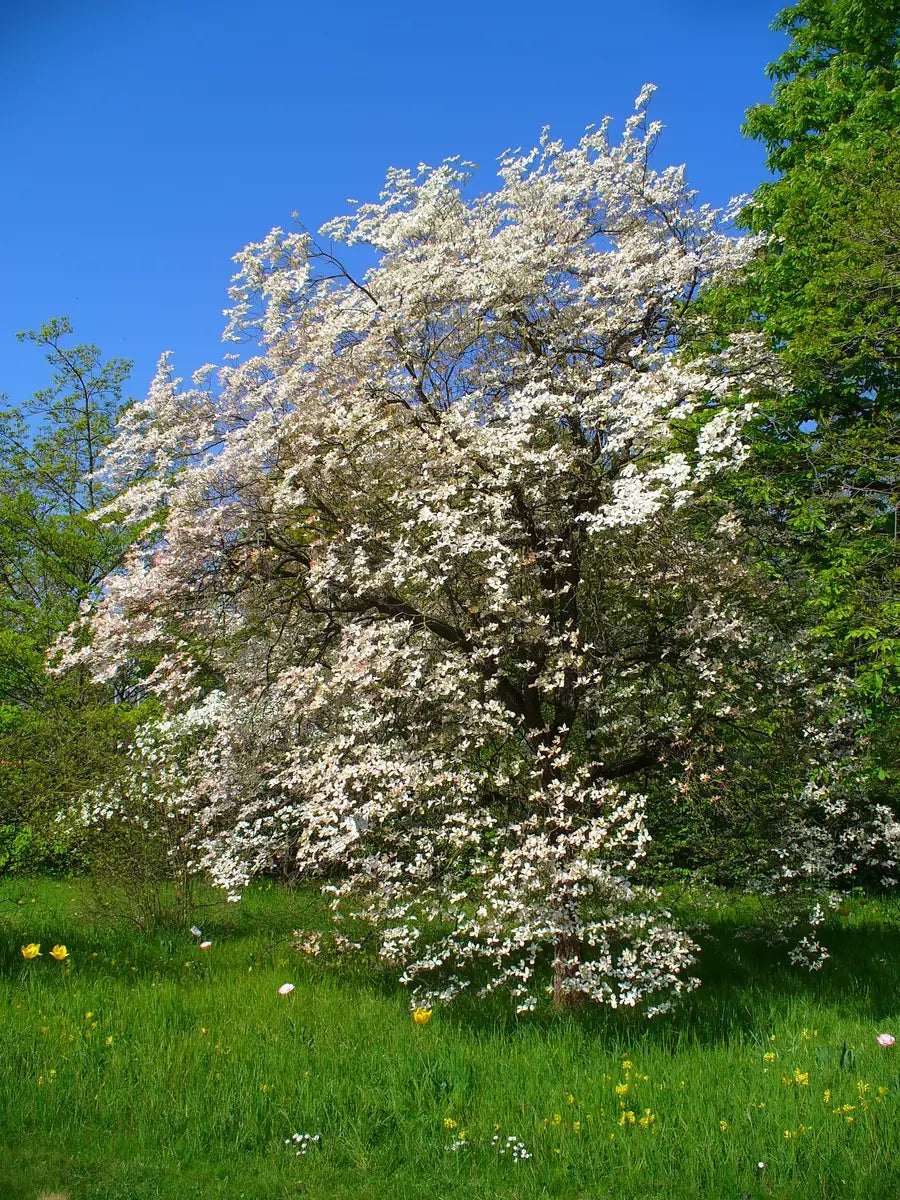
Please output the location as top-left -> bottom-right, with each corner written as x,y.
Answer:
552,933 -> 584,1010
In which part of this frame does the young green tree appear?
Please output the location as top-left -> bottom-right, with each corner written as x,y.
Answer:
0,319 -> 140,871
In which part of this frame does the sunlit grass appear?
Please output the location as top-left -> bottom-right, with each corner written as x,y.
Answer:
2,878 -> 900,1199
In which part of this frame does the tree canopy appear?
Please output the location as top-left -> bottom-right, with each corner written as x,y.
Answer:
54,94 -> 899,1011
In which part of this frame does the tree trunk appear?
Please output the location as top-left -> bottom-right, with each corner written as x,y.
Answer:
552,933 -> 584,1010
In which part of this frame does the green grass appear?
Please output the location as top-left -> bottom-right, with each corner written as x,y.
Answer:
2,879 -> 900,1199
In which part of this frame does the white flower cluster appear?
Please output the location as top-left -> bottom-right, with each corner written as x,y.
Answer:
285,1133 -> 321,1156
494,1134 -> 532,1161
788,936 -> 829,972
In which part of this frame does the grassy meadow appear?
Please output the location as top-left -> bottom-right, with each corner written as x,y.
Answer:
2,879 -> 900,1200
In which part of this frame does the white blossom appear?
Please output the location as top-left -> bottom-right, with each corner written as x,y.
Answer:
54,93 -> 870,1013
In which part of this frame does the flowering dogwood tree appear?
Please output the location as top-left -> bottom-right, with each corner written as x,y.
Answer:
56,92 -> 882,1012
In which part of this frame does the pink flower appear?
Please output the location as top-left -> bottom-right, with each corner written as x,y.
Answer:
199,941 -> 212,950
277,983 -> 295,996
876,1033 -> 896,1047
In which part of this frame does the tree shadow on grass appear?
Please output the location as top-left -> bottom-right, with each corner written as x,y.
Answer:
2,882 -> 899,1050
420,915 -> 900,1048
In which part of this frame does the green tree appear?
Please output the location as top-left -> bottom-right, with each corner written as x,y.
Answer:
0,319 -> 141,872
701,0 -> 900,719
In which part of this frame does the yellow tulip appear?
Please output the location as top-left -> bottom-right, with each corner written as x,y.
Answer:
49,945 -> 69,961
412,1007 -> 432,1025
20,943 -> 41,959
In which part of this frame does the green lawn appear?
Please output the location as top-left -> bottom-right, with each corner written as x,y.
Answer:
2,879 -> 900,1199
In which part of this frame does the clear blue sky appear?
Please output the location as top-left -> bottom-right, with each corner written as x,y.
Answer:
1,0 -> 786,406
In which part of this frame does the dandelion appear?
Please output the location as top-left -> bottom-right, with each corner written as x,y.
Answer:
876,1033 -> 896,1047
199,941 -> 212,950
49,945 -> 69,961
412,1007 -> 432,1025
20,944 -> 41,959
277,983 -> 295,996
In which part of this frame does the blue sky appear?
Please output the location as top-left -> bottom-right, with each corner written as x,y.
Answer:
1,0 -> 785,406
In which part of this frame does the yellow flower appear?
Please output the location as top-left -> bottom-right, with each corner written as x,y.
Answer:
49,944 -> 69,961
719,1120 -> 728,1132
621,1060 -> 633,1071
823,1089 -> 832,1103
20,943 -> 41,959
614,1083 -> 629,1096
105,1036 -> 113,1046
763,1051 -> 776,1063
412,1007 -> 432,1025
443,1118 -> 457,1130
793,1069 -> 809,1086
